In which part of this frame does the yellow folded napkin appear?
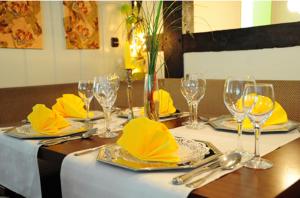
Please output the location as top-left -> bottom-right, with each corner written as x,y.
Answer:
52,94 -> 93,118
140,89 -> 176,116
237,95 -> 288,129
27,104 -> 70,134
155,89 -> 177,116
117,117 -> 179,163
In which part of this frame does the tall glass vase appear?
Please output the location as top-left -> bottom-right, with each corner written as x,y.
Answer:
144,73 -> 159,120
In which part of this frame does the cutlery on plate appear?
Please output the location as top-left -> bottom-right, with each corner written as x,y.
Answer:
39,128 -> 98,146
186,151 -> 242,188
74,146 -> 102,156
172,158 -> 219,185
199,116 -> 218,124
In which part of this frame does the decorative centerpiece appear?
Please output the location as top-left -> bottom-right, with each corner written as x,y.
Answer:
122,1 -> 177,120
141,1 -> 163,120
122,1 -> 147,120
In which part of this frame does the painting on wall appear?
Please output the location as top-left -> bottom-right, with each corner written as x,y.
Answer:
0,1 -> 43,49
63,1 -> 99,49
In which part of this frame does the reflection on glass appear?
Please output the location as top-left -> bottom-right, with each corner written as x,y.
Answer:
243,83 -> 275,169
93,74 -> 120,138
224,76 -> 255,157
78,80 -> 93,127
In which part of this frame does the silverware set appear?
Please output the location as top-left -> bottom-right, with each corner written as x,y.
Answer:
172,151 -> 242,188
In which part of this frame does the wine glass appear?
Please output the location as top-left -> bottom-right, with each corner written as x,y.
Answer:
223,76 -> 255,157
243,83 -> 275,169
190,74 -> 206,129
181,74 -> 199,127
78,80 -> 94,127
93,74 -> 120,138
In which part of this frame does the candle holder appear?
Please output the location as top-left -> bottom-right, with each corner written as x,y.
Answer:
126,69 -> 134,120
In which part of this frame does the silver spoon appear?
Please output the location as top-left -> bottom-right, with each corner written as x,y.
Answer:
39,128 -> 98,146
172,158 -> 220,185
186,152 -> 242,188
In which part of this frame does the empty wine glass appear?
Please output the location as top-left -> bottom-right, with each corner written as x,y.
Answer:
93,74 -> 120,138
190,74 -> 206,129
78,80 -> 94,126
223,76 -> 255,157
181,74 -> 199,127
243,83 -> 275,169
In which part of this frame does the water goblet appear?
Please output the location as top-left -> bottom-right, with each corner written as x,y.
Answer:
243,83 -> 275,169
223,76 -> 255,157
181,74 -> 199,127
93,74 -> 120,138
78,80 -> 94,127
190,74 -> 206,129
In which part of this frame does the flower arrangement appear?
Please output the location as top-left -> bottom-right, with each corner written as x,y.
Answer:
121,1 -> 179,120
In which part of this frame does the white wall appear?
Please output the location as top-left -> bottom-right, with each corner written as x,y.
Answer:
184,46 -> 300,80
194,1 -> 241,33
0,1 -> 127,88
272,0 -> 300,24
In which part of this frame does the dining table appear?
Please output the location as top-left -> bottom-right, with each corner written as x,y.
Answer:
30,115 -> 300,198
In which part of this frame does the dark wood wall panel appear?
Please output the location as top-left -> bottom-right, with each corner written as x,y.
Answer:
183,21 -> 300,52
163,1 -> 183,78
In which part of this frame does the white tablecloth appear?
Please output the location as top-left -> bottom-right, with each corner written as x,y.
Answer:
0,127 -> 41,198
0,115 -> 127,198
61,125 -> 300,198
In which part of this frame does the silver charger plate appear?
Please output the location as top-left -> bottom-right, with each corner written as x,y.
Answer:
67,110 -> 104,122
209,115 -> 299,134
4,121 -> 87,139
96,137 -> 222,171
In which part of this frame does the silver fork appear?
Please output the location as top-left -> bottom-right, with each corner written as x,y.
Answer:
39,128 -> 97,146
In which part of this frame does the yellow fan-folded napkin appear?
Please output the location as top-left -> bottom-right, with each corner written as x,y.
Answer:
237,95 -> 288,129
155,89 -> 177,116
140,89 -> 176,116
52,94 -> 93,118
27,104 -> 70,134
117,117 -> 179,163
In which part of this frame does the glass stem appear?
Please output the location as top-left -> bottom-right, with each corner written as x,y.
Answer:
192,101 -> 198,125
86,101 -> 90,121
237,121 -> 243,151
85,101 -> 90,128
104,109 -> 111,133
188,102 -> 193,123
254,126 -> 261,158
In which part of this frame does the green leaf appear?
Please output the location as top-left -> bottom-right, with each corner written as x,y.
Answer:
121,4 -> 131,16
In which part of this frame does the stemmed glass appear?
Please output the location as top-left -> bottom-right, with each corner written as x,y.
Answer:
181,74 -> 199,127
223,76 -> 255,157
190,74 -> 206,129
93,74 -> 120,138
78,80 -> 94,127
243,83 -> 275,169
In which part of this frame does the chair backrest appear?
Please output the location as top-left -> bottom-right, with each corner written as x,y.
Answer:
1,79 -> 299,124
161,79 -> 300,122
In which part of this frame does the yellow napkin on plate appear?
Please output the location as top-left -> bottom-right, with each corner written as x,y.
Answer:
237,95 -> 288,129
52,94 -> 93,118
117,117 -> 179,163
140,89 -> 176,116
27,104 -> 70,134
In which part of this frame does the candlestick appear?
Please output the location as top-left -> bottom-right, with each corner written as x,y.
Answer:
126,69 -> 134,120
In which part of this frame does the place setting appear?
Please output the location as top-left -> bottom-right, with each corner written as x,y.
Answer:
63,73 -> 300,197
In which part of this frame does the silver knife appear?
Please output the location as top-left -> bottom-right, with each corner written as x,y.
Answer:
74,146 -> 102,156
172,159 -> 219,185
